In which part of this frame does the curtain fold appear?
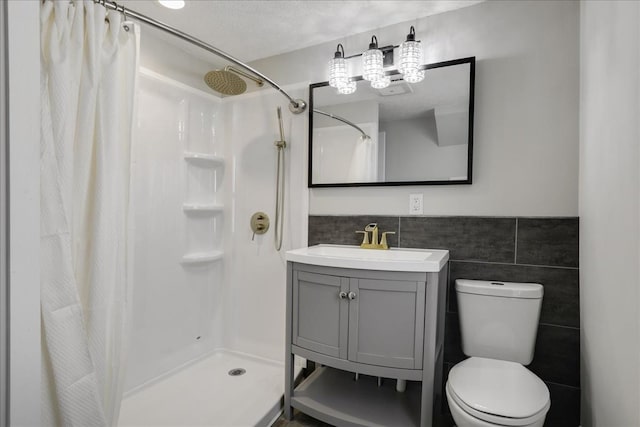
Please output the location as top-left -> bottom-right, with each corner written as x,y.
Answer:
347,134 -> 378,182
40,1 -> 139,425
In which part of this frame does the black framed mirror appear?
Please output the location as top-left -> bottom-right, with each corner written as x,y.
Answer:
308,56 -> 475,187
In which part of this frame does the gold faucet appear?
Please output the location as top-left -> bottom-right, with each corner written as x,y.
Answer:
356,223 -> 396,250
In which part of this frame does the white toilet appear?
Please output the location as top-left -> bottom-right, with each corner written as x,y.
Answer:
446,279 -> 551,427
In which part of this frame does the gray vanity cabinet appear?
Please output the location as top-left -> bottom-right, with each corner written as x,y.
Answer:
285,261 -> 448,427
292,271 -> 349,359
292,271 -> 425,369
348,278 -> 425,370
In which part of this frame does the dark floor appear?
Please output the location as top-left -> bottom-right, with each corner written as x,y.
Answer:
271,410 -> 333,427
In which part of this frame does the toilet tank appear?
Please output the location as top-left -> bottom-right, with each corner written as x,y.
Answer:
455,279 -> 543,365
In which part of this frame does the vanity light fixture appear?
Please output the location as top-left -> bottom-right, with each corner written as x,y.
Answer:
337,80 -> 357,94
329,27 -> 426,94
157,0 -> 185,10
362,36 -> 384,83
398,26 -> 425,83
328,44 -> 348,89
370,74 -> 391,89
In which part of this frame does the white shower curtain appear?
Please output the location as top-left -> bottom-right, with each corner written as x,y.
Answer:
40,1 -> 139,425
347,135 -> 378,182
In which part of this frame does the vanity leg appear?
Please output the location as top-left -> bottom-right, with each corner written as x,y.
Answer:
284,352 -> 294,420
284,262 -> 294,420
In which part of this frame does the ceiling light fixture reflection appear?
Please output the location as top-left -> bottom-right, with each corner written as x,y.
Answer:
158,0 -> 185,10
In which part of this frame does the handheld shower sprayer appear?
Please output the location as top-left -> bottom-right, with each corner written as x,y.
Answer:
275,107 -> 286,149
274,107 -> 286,251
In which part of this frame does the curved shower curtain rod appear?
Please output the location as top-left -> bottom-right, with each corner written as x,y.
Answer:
313,109 -> 370,139
92,0 -> 307,114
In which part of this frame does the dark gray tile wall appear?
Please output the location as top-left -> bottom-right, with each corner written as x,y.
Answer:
401,217 -> 516,263
308,215 -> 580,426
308,215 -> 399,247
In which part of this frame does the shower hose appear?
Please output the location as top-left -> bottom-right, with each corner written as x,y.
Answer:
274,107 -> 286,251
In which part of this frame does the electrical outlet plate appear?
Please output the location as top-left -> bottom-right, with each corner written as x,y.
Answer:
409,194 -> 423,215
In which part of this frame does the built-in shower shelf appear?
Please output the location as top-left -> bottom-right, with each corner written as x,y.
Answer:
184,152 -> 224,167
182,203 -> 223,214
181,251 -> 223,265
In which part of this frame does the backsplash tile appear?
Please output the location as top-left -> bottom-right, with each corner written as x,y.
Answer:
544,382 -> 581,427
307,215 -> 398,247
444,312 -> 465,365
448,261 -> 579,328
400,217 -> 516,263
516,218 -> 579,267
529,324 -> 580,388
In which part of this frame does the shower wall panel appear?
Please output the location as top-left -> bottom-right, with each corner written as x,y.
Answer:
222,87 -> 308,362
126,69 -> 225,392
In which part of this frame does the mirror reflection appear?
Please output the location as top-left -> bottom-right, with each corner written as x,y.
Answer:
309,57 -> 475,187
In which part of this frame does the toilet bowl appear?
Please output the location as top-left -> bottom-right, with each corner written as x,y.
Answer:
446,280 -> 550,427
446,357 -> 550,427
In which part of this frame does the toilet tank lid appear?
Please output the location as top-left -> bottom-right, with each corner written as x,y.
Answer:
455,279 -> 543,299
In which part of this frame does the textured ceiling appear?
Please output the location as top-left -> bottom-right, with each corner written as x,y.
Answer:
121,1 -> 483,63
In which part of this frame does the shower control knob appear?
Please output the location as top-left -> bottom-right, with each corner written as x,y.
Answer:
339,291 -> 347,299
348,292 -> 357,300
250,212 -> 270,236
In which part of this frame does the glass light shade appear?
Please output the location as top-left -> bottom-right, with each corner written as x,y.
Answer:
337,80 -> 356,95
362,48 -> 383,82
328,57 -> 348,89
399,39 -> 423,78
370,74 -> 391,89
403,69 -> 425,84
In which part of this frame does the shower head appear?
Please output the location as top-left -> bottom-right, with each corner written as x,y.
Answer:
204,66 -> 264,96
204,69 -> 246,95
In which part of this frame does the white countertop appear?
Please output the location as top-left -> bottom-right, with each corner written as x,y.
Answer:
286,244 -> 449,272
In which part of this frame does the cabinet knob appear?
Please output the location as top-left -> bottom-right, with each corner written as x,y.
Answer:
348,292 -> 357,300
339,291 -> 347,299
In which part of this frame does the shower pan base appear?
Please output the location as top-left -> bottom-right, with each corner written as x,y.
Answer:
119,350 -> 300,427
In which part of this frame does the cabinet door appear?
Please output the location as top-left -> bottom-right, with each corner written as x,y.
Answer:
292,270 -> 349,359
348,278 -> 425,369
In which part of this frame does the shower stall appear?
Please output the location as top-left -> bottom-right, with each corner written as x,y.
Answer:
117,66 -> 308,426
58,2 -> 310,425
37,0 -> 309,424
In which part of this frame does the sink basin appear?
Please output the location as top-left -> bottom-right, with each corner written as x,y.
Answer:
286,244 -> 449,272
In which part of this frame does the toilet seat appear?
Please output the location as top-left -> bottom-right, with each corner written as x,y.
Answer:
447,357 -> 550,426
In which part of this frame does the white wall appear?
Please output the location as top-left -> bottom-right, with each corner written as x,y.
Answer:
382,116 -> 468,181
0,5 -> 7,423
6,1 -> 41,425
251,1 -> 580,216
579,1 -> 640,426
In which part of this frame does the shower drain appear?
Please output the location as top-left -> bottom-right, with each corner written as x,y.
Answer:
228,368 -> 246,376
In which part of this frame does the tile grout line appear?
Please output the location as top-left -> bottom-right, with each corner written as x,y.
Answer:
450,259 -> 579,270
397,216 -> 401,247
539,322 -> 580,330
514,217 -> 518,264
543,380 -> 581,390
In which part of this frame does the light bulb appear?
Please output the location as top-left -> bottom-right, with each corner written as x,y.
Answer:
399,26 -> 424,82
370,74 -> 390,89
328,44 -> 348,89
362,36 -> 383,82
337,80 -> 356,95
329,57 -> 348,88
